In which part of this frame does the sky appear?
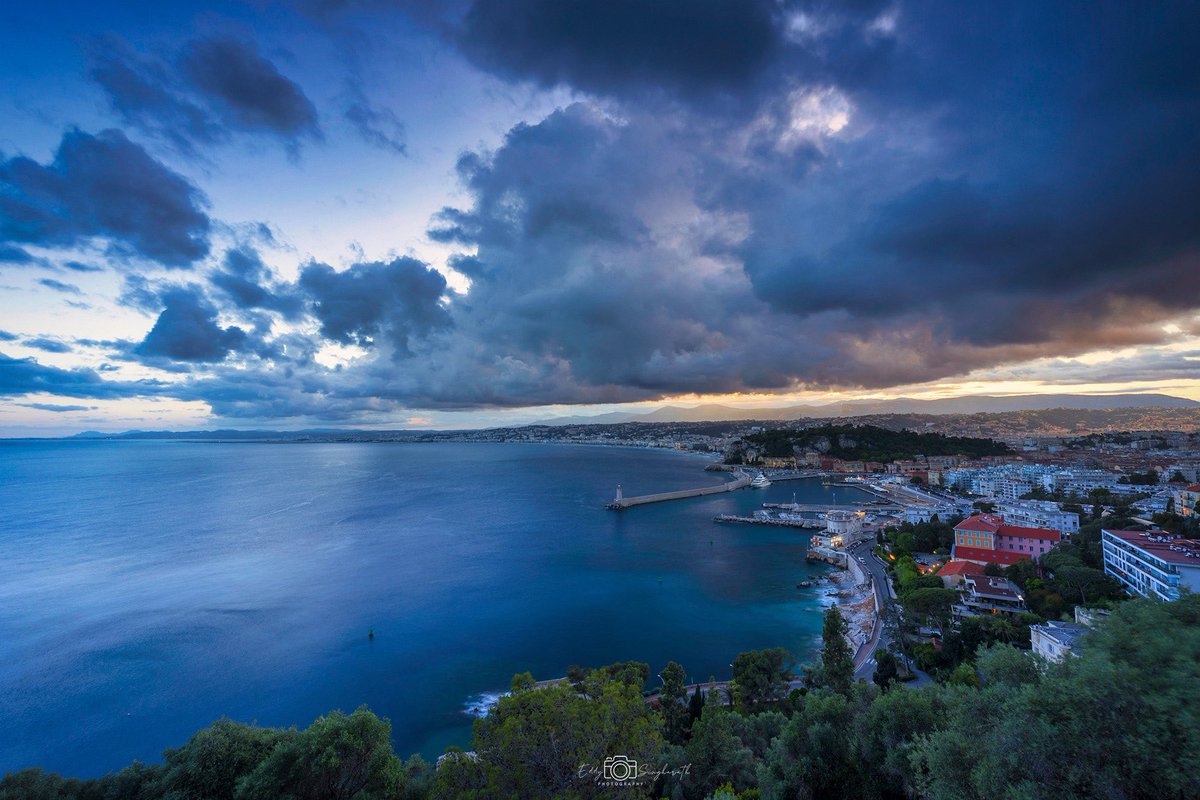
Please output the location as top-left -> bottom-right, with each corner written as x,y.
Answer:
2,1 -> 1199,435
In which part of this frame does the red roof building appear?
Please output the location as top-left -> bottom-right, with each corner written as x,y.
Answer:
952,546 -> 1029,567
952,513 -> 1060,565
936,559 -> 986,587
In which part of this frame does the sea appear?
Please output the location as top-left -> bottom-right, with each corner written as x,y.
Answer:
0,440 -> 869,777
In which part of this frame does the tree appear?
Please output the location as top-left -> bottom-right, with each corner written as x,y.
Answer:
236,707 -> 402,800
659,661 -> 691,745
871,649 -> 898,690
731,648 -> 794,713
946,662 -> 981,688
913,595 -> 1200,800
975,643 -> 1042,689
158,718 -> 293,800
1004,557 -> 1039,590
819,606 -> 855,695
757,690 -> 858,800
672,693 -> 755,800
901,587 -> 958,632
450,669 -> 663,800
688,684 -> 706,727
855,682 -> 945,798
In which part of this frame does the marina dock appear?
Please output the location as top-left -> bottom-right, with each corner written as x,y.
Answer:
607,471 -> 751,509
762,502 -> 903,513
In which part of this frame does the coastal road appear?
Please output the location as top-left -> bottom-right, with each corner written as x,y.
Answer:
848,540 -> 889,681
847,540 -> 933,687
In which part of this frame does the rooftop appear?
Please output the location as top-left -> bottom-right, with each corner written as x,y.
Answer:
964,574 -> 1022,601
955,513 -> 1004,533
1032,620 -> 1090,648
952,546 -> 1030,566
1103,529 -> 1200,566
937,560 -> 986,578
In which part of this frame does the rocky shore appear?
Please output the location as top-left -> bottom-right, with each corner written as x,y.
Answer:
825,565 -> 877,652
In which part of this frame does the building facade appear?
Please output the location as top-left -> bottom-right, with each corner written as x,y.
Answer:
1174,484 -> 1200,517
1101,528 -> 1200,601
952,513 -> 1060,565
995,500 -> 1081,537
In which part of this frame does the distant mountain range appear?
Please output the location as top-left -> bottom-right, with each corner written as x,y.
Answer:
539,393 -> 1200,425
67,428 -> 427,441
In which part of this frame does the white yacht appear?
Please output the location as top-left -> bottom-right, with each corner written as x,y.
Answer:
750,471 -> 772,489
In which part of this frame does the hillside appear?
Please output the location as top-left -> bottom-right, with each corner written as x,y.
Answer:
726,423 -> 1010,464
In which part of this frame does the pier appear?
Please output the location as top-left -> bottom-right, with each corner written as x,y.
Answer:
607,471 -> 751,509
714,514 -> 824,529
762,502 -> 903,514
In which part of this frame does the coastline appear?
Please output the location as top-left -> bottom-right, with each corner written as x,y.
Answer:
824,560 -> 878,660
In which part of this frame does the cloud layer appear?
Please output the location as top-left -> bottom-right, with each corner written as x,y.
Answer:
4,0 -> 1200,424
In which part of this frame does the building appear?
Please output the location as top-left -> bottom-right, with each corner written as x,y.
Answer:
1031,620 -> 1089,663
995,500 -> 1080,537
1173,484 -> 1200,517
955,574 -> 1026,619
951,513 -> 1060,566
936,559 -> 984,588
825,509 -> 865,537
1101,528 -> 1200,601
1166,464 -> 1200,484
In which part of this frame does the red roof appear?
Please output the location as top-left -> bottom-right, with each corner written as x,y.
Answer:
996,524 -> 1061,542
1186,484 -> 1200,492
951,546 -> 1030,566
955,514 -> 1003,533
937,560 -> 985,577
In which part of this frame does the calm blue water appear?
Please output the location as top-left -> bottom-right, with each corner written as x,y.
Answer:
0,441 -> 864,777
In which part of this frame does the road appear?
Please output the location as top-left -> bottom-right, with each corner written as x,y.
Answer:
847,540 -> 933,687
847,540 -> 889,681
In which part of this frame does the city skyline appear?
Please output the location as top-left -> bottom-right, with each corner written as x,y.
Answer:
3,2 -> 1200,436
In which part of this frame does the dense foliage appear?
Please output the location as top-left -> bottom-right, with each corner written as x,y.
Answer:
7,598 -> 1199,800
727,424 -> 1009,464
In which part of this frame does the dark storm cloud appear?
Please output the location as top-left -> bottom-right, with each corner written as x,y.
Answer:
0,352 -> 165,400
456,0 -> 783,98
734,2 -> 1200,357
89,35 -> 321,155
0,129 -> 210,266
398,0 -> 1200,403
344,94 -> 407,155
38,279 -> 82,295
134,288 -> 248,362
210,246 -> 304,318
88,37 -> 221,157
298,257 -> 452,355
180,37 -> 320,141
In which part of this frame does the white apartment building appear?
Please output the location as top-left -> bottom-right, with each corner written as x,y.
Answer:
996,500 -> 1081,537
1101,529 -> 1200,602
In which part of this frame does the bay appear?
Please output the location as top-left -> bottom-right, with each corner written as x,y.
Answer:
0,440 -> 867,776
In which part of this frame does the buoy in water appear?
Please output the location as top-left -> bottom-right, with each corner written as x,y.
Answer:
368,626 -> 375,640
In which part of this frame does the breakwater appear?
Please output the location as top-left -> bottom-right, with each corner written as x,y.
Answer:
607,471 -> 751,509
